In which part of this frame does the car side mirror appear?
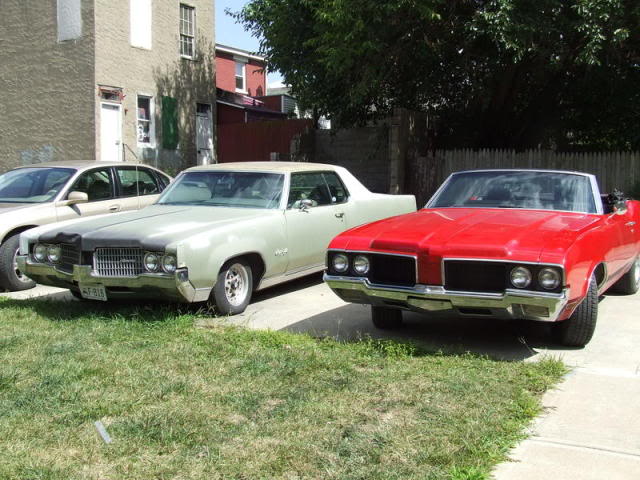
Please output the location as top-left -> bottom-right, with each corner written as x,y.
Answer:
66,191 -> 89,205
614,200 -> 628,215
299,199 -> 314,212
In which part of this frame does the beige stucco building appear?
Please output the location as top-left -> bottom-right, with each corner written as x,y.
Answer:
0,0 -> 216,173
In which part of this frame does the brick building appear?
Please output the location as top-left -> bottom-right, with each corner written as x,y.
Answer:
0,0 -> 216,172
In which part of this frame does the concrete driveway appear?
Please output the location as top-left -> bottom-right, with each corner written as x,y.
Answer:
2,277 -> 639,478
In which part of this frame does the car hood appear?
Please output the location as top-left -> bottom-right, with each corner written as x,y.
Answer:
335,208 -> 602,262
38,205 -> 278,251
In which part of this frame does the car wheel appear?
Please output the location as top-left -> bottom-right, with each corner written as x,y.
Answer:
211,259 -> 253,316
371,306 -> 403,329
0,234 -> 36,292
555,274 -> 598,347
610,257 -> 640,295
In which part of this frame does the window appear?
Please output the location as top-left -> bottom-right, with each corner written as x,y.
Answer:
323,172 -> 349,204
288,173 -> 330,208
235,62 -> 246,92
137,95 -> 154,146
158,172 -> 284,209
0,168 -> 74,203
116,167 -> 161,197
179,4 -> 195,58
68,169 -> 114,202
130,0 -> 152,49
162,96 -> 179,149
57,0 -> 82,41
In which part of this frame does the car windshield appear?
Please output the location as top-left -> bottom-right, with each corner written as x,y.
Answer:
0,167 -> 75,203
157,171 -> 285,209
429,171 -> 597,213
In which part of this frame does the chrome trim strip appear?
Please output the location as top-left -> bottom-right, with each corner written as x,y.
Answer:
324,274 -> 569,323
257,264 -> 325,291
18,256 -> 206,303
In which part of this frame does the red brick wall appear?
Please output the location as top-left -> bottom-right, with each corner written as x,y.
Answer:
215,52 -> 266,97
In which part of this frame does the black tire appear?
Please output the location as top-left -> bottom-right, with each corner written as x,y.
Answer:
210,259 -> 253,316
555,274 -> 598,347
371,306 -> 403,329
609,257 -> 640,295
0,234 -> 36,292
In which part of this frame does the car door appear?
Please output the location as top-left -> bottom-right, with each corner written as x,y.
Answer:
601,200 -> 638,279
284,171 -> 350,272
114,166 -> 166,210
55,167 -> 120,221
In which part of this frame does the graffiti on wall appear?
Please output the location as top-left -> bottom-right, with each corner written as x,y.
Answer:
20,146 -> 54,165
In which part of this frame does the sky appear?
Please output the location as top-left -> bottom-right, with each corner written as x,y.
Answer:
215,0 -> 283,85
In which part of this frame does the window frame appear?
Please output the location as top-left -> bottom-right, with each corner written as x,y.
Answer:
129,0 -> 152,49
65,167 -> 116,203
286,171 -> 350,210
179,3 -> 196,59
235,61 -> 247,93
114,166 -> 162,199
136,94 -> 155,147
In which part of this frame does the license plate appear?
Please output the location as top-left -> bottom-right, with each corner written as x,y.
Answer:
79,284 -> 108,301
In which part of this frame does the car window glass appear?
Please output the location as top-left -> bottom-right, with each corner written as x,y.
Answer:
322,172 -> 349,204
116,167 -> 161,197
157,171 -> 283,209
68,169 -> 114,202
430,171 -> 597,213
288,173 -> 332,208
0,167 -> 74,203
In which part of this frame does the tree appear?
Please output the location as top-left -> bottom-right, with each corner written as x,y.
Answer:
233,0 -> 640,150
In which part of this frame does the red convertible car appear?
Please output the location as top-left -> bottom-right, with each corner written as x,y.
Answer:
324,170 -> 640,347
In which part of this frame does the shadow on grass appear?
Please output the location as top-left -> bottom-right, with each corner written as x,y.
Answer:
0,295 -> 195,324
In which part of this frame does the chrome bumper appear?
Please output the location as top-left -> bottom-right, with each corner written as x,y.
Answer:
17,256 -> 211,303
324,274 -> 569,322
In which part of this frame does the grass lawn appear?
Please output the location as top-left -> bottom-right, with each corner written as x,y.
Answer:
0,297 -> 564,480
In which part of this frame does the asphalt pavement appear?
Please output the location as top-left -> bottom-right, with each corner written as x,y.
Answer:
2,277 -> 638,479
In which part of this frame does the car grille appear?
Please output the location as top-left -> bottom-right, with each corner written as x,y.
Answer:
444,261 -> 507,293
94,248 -> 144,277
368,254 -> 416,286
59,244 -> 81,273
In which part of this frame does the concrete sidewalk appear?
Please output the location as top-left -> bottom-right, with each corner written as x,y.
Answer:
235,277 -> 640,479
3,277 -> 639,478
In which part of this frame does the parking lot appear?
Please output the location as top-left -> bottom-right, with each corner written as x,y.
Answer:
2,277 -> 639,479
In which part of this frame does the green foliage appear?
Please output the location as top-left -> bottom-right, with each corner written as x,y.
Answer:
234,0 -> 640,149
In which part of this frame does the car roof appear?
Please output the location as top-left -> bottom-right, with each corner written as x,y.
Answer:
186,162 -> 340,174
12,161 -> 163,172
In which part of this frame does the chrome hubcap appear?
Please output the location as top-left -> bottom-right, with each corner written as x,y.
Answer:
224,263 -> 249,307
12,247 -> 31,284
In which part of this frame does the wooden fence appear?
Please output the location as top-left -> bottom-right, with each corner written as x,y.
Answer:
407,149 -> 640,206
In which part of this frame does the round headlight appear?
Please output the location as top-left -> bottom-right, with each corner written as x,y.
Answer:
353,255 -> 370,275
510,266 -> 532,289
538,268 -> 561,290
161,254 -> 177,274
144,253 -> 160,272
34,244 -> 47,262
47,245 -> 62,264
332,254 -> 349,273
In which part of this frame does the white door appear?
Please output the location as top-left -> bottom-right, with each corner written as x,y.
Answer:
196,103 -> 213,165
100,103 -> 122,161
